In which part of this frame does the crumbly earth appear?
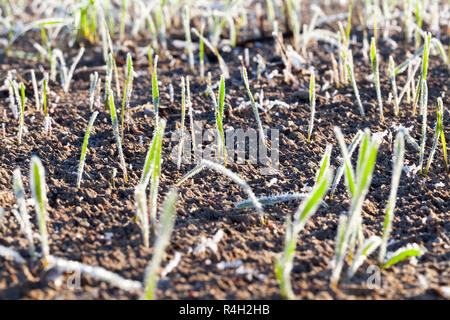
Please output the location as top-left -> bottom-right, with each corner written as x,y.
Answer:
0,2 -> 449,300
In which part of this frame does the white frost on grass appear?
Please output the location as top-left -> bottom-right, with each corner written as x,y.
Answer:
193,229 -> 224,256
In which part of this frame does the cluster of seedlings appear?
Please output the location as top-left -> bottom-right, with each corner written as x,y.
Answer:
0,0 -> 448,299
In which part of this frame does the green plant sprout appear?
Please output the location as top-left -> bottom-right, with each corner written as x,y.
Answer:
241,66 -> 266,146
389,56 -> 399,116
412,32 -> 431,115
140,119 -> 166,230
13,169 -> 36,259
342,48 -> 365,119
208,75 -> 227,166
330,130 -> 363,199
347,235 -> 381,278
77,111 -> 99,189
191,27 -> 229,79
378,130 -> 405,265
30,70 -> 40,112
275,148 -> 332,299
135,183 -> 149,248
108,90 -> 128,182
370,37 -> 384,122
307,70 -> 316,142
183,5 -> 194,73
426,97 -> 447,173
30,156 -> 50,266
418,79 -> 428,174
121,53 -> 134,142
142,189 -> 178,300
176,159 -> 264,224
186,76 -> 196,152
330,128 -> 381,288
89,72 -> 99,112
177,77 -> 187,170
382,243 -> 425,268
152,55 -> 160,124
199,21 -> 205,83
104,52 -> 113,110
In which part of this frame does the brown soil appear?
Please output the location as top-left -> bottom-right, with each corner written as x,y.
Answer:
0,2 -> 449,300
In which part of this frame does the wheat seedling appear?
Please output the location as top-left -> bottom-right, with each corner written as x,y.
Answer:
199,21 -> 205,83
183,5 -> 194,73
121,53 -> 134,142
17,82 -> 25,145
176,159 -> 264,224
30,156 -> 49,266
382,243 -> 425,268
307,70 -> 316,142
418,79 -> 428,174
347,235 -> 381,278
389,56 -> 399,116
412,32 -> 431,115
241,66 -> 266,146
142,189 -> 178,300
177,77 -> 187,170
135,183 -> 149,248
152,55 -> 160,124
186,76 -> 195,152
76,111 -> 99,189
208,75 -> 227,166
0,245 -> 26,265
88,72 -> 99,112
108,91 -> 128,182
275,151 -> 332,299
48,255 -> 142,292
140,119 -> 166,229
330,130 -> 363,198
370,37 -> 384,121
330,128 -> 381,287
342,48 -> 365,119
30,70 -> 40,112
12,169 -> 36,259
378,130 -> 405,265
426,97 -> 447,173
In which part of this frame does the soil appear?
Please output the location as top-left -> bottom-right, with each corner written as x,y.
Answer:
0,2 -> 449,300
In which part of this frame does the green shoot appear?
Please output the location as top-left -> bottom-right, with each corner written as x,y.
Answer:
186,76 -> 195,152
275,153 -> 332,299
241,66 -> 266,146
135,183 -> 149,248
378,131 -> 405,266
77,111 -> 99,189
109,91 -> 128,182
104,52 -> 113,110
176,160 -> 264,224
140,119 -> 166,229
370,37 -> 384,122
119,0 -> 127,42
191,27 -> 229,79
17,82 -> 25,145
426,97 -> 447,173
382,243 -> 425,268
208,75 -> 227,166
331,128 -> 381,287
342,48 -> 365,119
142,189 -> 178,300
347,236 -> 381,278
121,53 -> 134,142
48,255 -> 142,292
177,77 -> 187,170
183,5 -> 194,73
307,71 -> 316,143
88,72 -> 99,112
30,70 -> 40,112
418,79 -> 428,174
412,32 -> 431,115
30,156 -> 49,266
13,169 -> 36,259
389,56 -> 399,116
199,21 -> 205,83
152,55 -> 160,124
330,130 -> 363,198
